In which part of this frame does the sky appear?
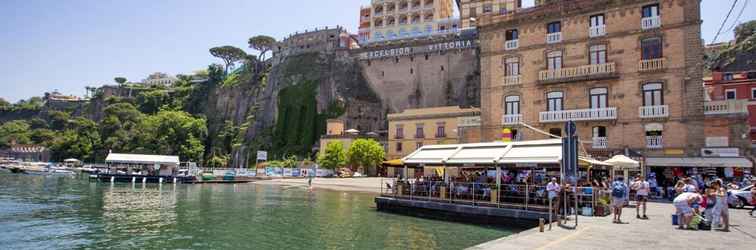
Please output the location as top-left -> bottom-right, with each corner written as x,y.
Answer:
0,0 -> 754,102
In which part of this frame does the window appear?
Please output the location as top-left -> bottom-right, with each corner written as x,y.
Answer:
410,68 -> 414,74
547,22 -> 561,33
483,4 -> 493,13
469,7 -> 478,18
642,4 -> 660,18
751,88 -> 756,99
506,29 -> 519,40
642,83 -> 663,106
549,128 -> 562,137
396,142 -> 403,152
725,89 -> 736,100
505,96 -> 520,115
590,14 -> 605,27
590,88 -> 608,109
436,123 -> 446,138
504,57 -> 520,76
589,45 -> 607,65
547,91 -> 564,111
415,124 -> 425,138
641,38 -> 663,60
395,125 -> 404,139
547,51 -> 563,70
592,126 -> 607,138
723,73 -> 734,81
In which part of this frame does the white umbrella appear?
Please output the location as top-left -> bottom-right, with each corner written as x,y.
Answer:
345,129 -> 360,134
603,155 -> 639,169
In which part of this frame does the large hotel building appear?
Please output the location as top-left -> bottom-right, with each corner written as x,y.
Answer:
476,0 -> 712,160
359,0 -> 457,44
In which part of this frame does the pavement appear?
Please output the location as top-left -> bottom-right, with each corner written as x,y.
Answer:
469,202 -> 756,250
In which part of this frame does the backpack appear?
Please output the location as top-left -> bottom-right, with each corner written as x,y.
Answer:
611,181 -> 626,198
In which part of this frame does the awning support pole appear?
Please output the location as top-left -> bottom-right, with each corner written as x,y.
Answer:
496,164 -> 501,208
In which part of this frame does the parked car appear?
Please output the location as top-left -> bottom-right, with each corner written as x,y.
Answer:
728,185 -> 754,209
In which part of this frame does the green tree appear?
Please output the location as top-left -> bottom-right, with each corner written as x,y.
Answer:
281,154 -> 298,168
114,77 -> 128,85
346,139 -> 385,171
101,102 -> 143,153
317,141 -> 346,169
0,120 -> 31,148
248,35 -> 276,61
206,154 -> 228,168
0,98 -> 10,111
29,118 -> 49,130
135,110 -> 207,162
209,46 -> 247,74
136,90 -> 169,114
30,129 -> 56,145
47,110 -> 71,131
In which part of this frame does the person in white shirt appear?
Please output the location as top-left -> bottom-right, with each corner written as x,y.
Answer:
546,178 -> 561,218
631,175 -> 650,219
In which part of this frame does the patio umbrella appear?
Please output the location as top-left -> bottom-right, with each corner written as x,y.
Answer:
603,155 -> 639,170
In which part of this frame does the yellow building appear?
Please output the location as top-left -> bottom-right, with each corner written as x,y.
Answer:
458,0 -> 522,28
387,106 -> 481,160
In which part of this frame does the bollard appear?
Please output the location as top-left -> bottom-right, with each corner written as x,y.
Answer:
159,177 -> 163,183
539,218 -> 545,232
110,176 -> 115,183
132,177 -> 136,183
142,177 -> 147,183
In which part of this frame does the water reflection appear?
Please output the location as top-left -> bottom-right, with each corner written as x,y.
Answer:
101,184 -> 177,236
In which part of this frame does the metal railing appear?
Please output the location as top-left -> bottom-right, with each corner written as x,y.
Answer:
538,63 -> 616,81
592,137 -> 608,149
646,136 -> 663,149
539,107 -> 617,123
380,179 -> 552,211
639,58 -> 665,72
639,105 -> 669,118
589,25 -> 606,38
641,16 -> 661,30
505,39 -> 519,50
704,100 -> 749,115
501,75 -> 521,86
546,32 -> 562,44
502,114 -> 522,125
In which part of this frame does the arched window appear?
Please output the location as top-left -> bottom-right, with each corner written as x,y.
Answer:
504,96 -> 520,115
642,83 -> 663,106
547,91 -> 564,111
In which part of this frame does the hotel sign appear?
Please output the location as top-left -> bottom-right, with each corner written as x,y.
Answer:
360,39 -> 476,60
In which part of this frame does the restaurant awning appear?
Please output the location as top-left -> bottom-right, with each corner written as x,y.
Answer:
402,139 -> 563,166
646,157 -> 753,168
105,153 -> 180,165
382,159 -> 404,166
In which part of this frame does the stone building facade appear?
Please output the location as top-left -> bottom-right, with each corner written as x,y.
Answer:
477,0 -> 706,160
387,106 -> 481,160
359,0 -> 457,44
356,36 -> 481,113
272,26 -> 358,65
458,0 -> 521,28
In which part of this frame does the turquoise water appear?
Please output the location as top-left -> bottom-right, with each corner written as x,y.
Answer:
0,173 -> 516,249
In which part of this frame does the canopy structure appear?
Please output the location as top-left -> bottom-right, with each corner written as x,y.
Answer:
105,153 -> 180,165
401,139 -> 563,166
604,155 -> 639,169
646,157 -> 753,168
579,156 -> 612,167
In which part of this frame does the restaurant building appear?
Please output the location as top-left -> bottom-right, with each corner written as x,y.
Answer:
475,0 -> 752,179
387,106 -> 481,161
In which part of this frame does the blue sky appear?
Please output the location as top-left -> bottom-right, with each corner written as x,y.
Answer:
0,0 -> 754,102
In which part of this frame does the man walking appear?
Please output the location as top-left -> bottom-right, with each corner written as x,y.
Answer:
547,177 -> 561,222
632,175 -> 650,219
611,177 -> 629,224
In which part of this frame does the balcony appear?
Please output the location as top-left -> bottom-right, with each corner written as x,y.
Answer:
589,25 -> 606,38
505,39 -> 519,50
639,58 -> 665,72
500,75 -> 521,86
546,32 -> 562,44
639,105 -> 669,118
641,16 -> 661,30
539,107 -> 617,123
538,63 -> 617,83
704,100 -> 749,115
646,136 -> 663,149
592,137 -> 608,149
502,114 -> 522,125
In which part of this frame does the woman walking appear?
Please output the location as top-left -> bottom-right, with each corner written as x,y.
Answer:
710,179 -> 729,231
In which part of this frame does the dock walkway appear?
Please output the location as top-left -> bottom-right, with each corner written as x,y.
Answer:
469,202 -> 756,250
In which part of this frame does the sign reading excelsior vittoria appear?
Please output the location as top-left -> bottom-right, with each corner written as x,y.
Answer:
360,39 -> 476,60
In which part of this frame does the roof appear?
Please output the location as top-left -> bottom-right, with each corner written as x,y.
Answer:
646,157 -> 752,168
105,153 -> 180,165
402,139 -> 563,166
388,106 -> 481,121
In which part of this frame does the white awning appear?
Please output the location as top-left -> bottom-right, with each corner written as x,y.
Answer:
402,139 -> 563,166
646,157 -> 753,168
105,153 -> 180,165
